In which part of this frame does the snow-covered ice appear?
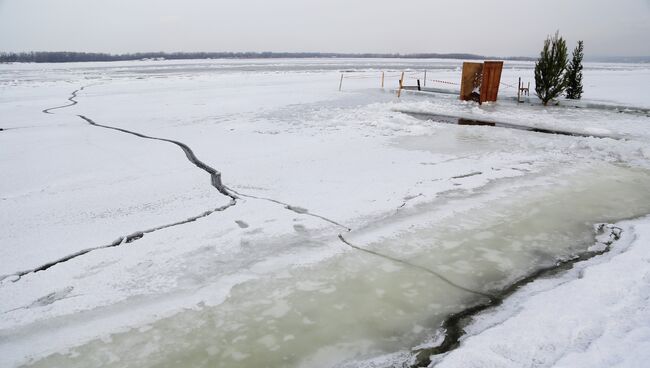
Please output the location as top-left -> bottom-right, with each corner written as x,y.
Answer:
1,58 -> 649,367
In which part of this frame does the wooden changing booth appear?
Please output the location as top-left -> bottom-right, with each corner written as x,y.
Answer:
459,61 -> 504,104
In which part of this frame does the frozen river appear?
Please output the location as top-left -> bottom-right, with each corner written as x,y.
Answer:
1,59 -> 650,367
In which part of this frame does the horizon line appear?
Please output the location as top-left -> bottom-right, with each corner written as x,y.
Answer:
1,51 -> 648,63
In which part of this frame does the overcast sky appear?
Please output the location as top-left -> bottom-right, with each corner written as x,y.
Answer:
1,0 -> 649,57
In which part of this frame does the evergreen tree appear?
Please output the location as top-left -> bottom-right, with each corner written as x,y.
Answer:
565,41 -> 584,99
535,31 -> 569,106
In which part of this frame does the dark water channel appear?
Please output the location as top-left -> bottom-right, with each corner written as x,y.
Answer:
402,111 -> 619,139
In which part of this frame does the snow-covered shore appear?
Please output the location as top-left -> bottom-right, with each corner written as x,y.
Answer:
434,216 -> 650,368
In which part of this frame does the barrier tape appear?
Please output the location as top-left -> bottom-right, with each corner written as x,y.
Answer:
425,79 -> 459,86
341,74 -> 460,86
339,71 -> 472,87
340,71 -> 523,93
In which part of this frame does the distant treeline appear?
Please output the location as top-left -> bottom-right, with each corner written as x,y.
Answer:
0,51 -> 536,63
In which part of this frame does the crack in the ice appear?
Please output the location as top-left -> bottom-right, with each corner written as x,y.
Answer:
228,187 -> 351,231
3,85 -> 351,283
2,287 -> 83,314
337,234 -> 495,299
395,193 -> 424,215
451,171 -> 482,180
76,115 -> 237,200
46,86 -> 236,201
42,87 -> 83,114
0,87 -> 242,283
76,115 -> 351,231
401,110 -> 623,140
71,86 -> 350,231
70,87 -> 349,230
410,224 -> 624,368
0,201 -> 236,283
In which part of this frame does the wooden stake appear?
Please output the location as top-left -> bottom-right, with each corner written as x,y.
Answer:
397,72 -> 404,98
339,73 -> 344,91
423,70 -> 427,87
518,77 -> 521,103
381,71 -> 385,88
417,79 -> 421,91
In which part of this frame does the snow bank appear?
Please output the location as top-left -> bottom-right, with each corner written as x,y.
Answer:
434,216 -> 650,368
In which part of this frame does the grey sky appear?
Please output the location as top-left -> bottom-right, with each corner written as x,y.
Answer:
1,0 -> 649,57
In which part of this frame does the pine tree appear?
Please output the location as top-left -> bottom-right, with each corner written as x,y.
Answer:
565,41 -> 584,100
534,31 -> 569,106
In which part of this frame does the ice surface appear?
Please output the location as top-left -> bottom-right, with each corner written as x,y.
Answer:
1,58 -> 650,367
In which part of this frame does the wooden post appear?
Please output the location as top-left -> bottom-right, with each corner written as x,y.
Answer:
527,82 -> 530,96
397,72 -> 405,98
423,70 -> 427,87
518,77 -> 522,103
381,71 -> 385,88
417,79 -> 421,91
339,73 -> 344,91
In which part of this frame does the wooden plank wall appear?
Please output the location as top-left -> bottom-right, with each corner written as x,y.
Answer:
479,61 -> 504,103
460,62 -> 483,101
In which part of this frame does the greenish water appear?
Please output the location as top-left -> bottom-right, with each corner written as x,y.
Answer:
29,163 -> 650,368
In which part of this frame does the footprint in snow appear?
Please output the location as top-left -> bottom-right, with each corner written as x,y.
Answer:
29,286 -> 75,308
235,220 -> 249,229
